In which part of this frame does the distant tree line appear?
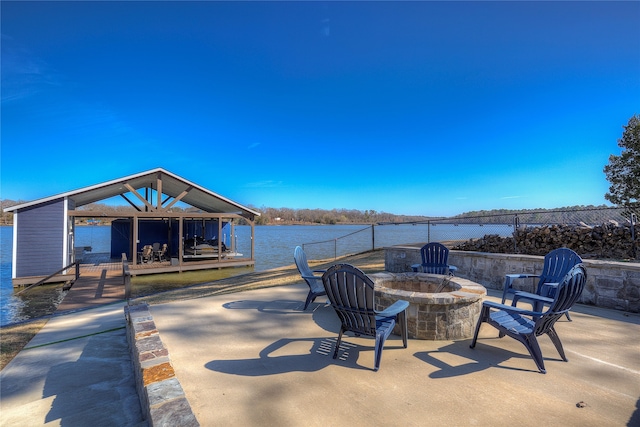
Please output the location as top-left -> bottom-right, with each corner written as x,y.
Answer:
246,206 -> 431,225
0,199 -> 629,227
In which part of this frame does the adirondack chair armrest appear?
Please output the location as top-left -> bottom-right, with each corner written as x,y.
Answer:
482,300 -> 542,317
376,300 -> 410,318
512,291 -> 554,312
301,274 -> 322,280
502,273 -> 542,303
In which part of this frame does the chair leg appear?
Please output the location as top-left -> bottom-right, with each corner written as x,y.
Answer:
398,311 -> 408,348
522,335 -> 547,374
565,311 -> 572,321
373,334 -> 386,372
333,329 -> 345,360
303,291 -> 315,310
501,277 -> 514,304
546,327 -> 568,362
470,306 -> 487,348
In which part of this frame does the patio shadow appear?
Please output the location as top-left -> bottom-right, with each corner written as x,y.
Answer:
205,337 -> 368,376
222,298 -> 337,333
222,298 -> 327,314
413,339 -> 563,377
213,298 -> 410,373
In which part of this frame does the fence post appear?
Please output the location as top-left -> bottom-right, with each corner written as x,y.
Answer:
334,239 -> 337,260
513,215 -> 520,253
427,220 -> 431,243
631,213 -> 637,259
371,225 -> 375,251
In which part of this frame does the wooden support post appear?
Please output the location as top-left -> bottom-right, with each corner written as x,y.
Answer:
133,215 -> 139,266
178,218 -> 184,269
218,219 -> 223,260
156,172 -> 163,210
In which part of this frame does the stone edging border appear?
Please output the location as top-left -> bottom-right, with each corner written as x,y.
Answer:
125,302 -> 199,427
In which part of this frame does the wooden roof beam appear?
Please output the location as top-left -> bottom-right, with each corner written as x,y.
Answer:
164,185 -> 193,211
124,183 -> 156,212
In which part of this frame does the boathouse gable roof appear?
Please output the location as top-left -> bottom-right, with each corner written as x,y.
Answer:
4,168 -> 260,220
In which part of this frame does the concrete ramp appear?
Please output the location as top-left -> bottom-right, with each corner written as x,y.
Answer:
0,303 -> 145,426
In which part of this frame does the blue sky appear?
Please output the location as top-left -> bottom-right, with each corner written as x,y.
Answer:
2,1 -> 639,216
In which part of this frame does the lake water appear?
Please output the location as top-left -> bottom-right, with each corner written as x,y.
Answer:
0,222 -> 513,325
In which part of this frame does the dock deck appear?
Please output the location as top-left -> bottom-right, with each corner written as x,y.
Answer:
57,251 -> 256,312
56,265 -> 125,313
80,252 -> 254,276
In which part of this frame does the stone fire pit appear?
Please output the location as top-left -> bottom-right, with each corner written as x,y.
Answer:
369,272 -> 486,340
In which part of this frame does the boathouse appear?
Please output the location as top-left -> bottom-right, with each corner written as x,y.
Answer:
4,168 -> 260,286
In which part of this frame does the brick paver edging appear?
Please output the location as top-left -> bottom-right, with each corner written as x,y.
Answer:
125,302 -> 200,427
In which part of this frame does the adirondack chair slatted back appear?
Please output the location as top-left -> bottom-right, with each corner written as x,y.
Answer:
420,242 -> 450,275
536,248 -> 583,297
294,246 -> 327,310
294,246 -> 314,278
141,245 -> 153,262
322,264 -> 377,337
322,263 -> 409,371
534,264 -> 586,336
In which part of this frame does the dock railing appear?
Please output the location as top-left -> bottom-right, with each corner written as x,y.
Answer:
15,261 -> 80,295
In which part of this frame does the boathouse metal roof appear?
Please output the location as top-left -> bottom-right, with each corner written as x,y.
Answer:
4,168 -> 260,220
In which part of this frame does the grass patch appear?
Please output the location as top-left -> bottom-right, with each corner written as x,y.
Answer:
130,266 -> 255,298
0,319 -> 48,370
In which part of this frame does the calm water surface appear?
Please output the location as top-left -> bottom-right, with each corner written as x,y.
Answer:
0,223 -> 512,325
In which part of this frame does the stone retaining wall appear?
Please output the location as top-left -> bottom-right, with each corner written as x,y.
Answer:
385,246 -> 640,313
125,303 -> 199,427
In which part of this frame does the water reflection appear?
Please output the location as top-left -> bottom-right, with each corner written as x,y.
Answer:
2,284 -> 67,325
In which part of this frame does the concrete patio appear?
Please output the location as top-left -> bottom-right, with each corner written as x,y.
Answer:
1,275 -> 639,426
149,283 -> 640,426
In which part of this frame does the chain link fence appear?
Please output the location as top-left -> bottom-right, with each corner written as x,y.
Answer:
302,207 -> 639,262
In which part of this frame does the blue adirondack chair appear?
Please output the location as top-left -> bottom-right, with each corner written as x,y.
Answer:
502,247 -> 582,320
470,264 -> 587,373
294,246 -> 327,310
321,263 -> 409,371
411,242 -> 457,275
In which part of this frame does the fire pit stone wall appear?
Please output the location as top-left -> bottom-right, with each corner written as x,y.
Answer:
370,272 -> 486,340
